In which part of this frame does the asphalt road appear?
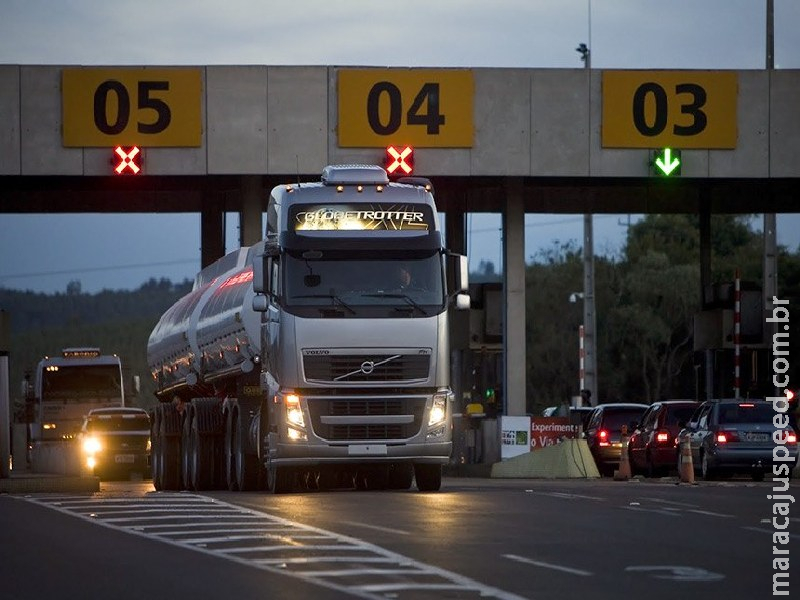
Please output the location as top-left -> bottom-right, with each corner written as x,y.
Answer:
2,476 -> 798,600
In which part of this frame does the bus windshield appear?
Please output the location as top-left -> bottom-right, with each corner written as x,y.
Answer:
42,365 -> 122,398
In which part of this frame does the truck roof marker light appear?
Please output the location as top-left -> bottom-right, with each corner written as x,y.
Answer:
376,185 -> 384,192
336,185 -> 344,193
357,185 -> 363,193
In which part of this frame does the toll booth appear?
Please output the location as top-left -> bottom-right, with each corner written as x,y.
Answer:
693,281 -> 771,399
452,282 -> 504,466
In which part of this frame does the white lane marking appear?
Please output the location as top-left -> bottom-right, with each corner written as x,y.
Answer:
339,521 -> 411,536
528,491 -> 604,502
686,509 -> 734,518
623,506 -> 681,517
643,497 -> 699,508
504,554 -> 593,576
742,526 -> 800,539
625,565 -> 725,582
22,494 -> 527,600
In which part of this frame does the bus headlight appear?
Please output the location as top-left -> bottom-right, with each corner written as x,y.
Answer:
83,437 -> 102,455
428,394 -> 448,427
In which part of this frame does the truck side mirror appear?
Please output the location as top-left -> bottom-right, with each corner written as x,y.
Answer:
446,253 -> 469,294
252,253 -> 268,294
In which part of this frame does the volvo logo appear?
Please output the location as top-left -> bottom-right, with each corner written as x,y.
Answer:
360,361 -> 374,374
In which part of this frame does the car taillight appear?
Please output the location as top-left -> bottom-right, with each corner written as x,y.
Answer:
716,431 -> 740,443
655,430 -> 670,444
598,429 -> 609,446
787,432 -> 798,444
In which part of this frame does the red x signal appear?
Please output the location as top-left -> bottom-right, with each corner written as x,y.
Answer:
113,146 -> 142,175
385,145 -> 414,176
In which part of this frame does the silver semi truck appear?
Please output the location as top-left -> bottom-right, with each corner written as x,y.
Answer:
147,165 -> 469,493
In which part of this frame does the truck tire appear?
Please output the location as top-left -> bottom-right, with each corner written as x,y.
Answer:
160,404 -> 183,491
181,404 -> 196,490
267,463 -> 294,494
188,399 -> 223,491
151,407 -> 162,490
231,407 -> 259,491
414,464 -> 442,492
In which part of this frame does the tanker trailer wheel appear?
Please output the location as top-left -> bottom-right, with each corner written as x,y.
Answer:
231,407 -> 259,491
160,404 -> 183,491
181,404 -> 196,490
151,406 -> 163,490
413,463 -> 442,492
189,399 -> 220,491
224,407 -> 238,491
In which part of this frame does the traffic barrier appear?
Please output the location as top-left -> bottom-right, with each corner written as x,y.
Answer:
613,433 -> 631,481
679,436 -> 695,484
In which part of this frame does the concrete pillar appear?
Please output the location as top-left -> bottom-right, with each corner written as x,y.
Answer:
200,191 -> 225,269
502,180 -> 526,416
240,175 -> 264,247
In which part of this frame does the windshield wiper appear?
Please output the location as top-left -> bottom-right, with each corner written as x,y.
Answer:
293,294 -> 356,315
362,293 -> 428,316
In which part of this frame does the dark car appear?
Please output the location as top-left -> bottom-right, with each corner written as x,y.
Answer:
78,407 -> 152,479
628,400 -> 700,477
584,403 -> 648,475
678,399 -> 799,481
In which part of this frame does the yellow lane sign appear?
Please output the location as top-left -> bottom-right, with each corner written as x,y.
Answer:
338,69 -> 473,148
62,68 -> 202,147
602,70 -> 737,149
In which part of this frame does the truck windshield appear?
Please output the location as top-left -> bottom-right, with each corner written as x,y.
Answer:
42,365 -> 122,398
284,253 -> 445,311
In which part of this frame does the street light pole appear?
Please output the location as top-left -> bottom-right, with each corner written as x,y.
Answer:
577,15 -> 597,405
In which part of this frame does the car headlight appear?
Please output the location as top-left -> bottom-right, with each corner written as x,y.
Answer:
83,436 -> 102,454
428,394 -> 448,427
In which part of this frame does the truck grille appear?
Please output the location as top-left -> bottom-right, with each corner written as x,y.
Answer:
308,396 -> 426,441
304,354 -> 430,383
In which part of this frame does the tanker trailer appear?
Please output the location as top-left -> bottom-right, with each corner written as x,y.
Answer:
147,164 -> 470,493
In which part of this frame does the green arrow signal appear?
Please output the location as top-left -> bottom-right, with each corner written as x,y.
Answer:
654,148 -> 681,176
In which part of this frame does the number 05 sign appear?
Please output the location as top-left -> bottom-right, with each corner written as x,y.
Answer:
62,68 -> 202,147
338,69 -> 473,148
602,70 -> 737,149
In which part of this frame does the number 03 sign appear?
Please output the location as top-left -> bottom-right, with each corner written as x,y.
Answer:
338,69 -> 473,148
62,68 -> 202,147
602,70 -> 737,149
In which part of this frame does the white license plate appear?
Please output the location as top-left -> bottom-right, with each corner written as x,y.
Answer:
115,454 -> 135,464
348,444 -> 387,456
745,432 -> 769,442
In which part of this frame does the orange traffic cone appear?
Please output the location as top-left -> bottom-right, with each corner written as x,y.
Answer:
614,433 -> 632,481
679,436 -> 695,484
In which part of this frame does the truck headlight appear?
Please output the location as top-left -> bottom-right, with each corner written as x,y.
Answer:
83,436 -> 102,455
285,393 -> 305,428
428,394 -> 448,427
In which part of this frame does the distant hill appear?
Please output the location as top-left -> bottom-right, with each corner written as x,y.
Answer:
0,277 -> 192,412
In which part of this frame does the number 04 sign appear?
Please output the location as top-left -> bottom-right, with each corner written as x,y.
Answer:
338,69 -> 473,148
602,70 -> 737,149
62,68 -> 202,147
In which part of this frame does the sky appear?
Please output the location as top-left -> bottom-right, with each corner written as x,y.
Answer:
1,0 -> 799,294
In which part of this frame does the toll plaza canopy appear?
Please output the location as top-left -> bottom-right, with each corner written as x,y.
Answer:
0,65 -> 798,216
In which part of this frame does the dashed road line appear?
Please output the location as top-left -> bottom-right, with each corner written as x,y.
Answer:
504,554 -> 593,577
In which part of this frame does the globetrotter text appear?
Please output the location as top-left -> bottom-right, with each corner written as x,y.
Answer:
766,296 -> 792,597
